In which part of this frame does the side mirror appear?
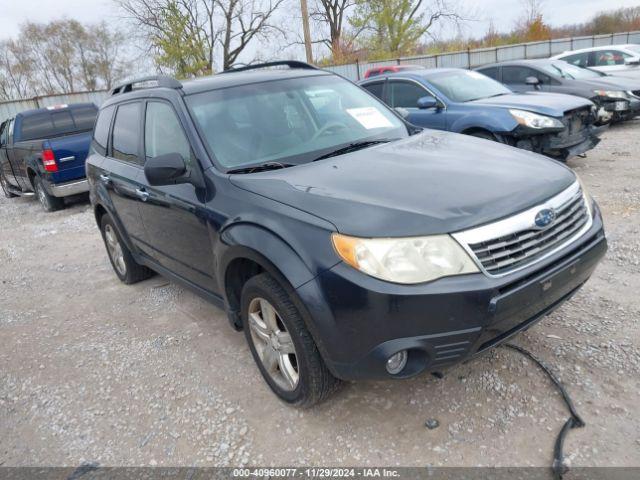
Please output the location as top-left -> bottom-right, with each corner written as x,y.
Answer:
525,76 -> 540,86
625,56 -> 640,66
144,152 -> 188,186
417,96 -> 438,109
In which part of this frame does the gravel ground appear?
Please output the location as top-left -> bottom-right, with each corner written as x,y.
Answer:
0,122 -> 639,469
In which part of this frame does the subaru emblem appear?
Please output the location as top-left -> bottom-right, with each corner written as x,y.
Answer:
535,208 -> 556,229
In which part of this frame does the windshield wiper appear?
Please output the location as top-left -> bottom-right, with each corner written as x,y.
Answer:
227,162 -> 293,174
312,140 -> 392,162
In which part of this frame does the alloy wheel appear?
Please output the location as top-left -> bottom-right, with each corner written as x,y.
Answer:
247,297 -> 299,391
104,224 -> 127,276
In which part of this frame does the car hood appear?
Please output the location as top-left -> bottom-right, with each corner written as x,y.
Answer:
585,75 -> 640,90
230,131 -> 576,238
468,92 -> 592,116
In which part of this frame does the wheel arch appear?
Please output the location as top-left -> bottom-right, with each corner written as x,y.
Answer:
461,126 -> 498,138
217,224 -> 315,329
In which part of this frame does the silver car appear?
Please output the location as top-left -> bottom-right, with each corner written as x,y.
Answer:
551,44 -> 640,79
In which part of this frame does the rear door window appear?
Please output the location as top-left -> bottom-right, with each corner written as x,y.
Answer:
111,102 -> 142,164
362,82 -> 385,101
477,67 -> 498,80
562,52 -> 589,68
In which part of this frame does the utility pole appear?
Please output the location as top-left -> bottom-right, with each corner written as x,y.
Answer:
300,0 -> 313,64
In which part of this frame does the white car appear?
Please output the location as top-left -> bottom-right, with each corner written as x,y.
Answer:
551,44 -> 640,79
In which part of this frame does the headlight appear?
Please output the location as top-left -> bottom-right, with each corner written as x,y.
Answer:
593,90 -> 628,99
509,109 -> 564,129
331,233 -> 479,284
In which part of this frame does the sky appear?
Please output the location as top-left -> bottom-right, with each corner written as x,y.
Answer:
1,0 -> 639,59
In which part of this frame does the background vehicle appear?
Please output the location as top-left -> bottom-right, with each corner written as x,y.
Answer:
360,68 -> 601,161
87,63 -> 606,407
363,64 -> 425,78
0,103 -> 98,211
551,44 -> 640,78
475,59 -> 640,124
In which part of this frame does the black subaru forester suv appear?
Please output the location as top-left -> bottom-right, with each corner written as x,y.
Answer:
87,61 -> 607,406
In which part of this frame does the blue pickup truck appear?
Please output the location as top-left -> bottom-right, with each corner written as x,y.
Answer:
0,103 -> 97,211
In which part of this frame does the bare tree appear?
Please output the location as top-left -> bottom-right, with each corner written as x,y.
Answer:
309,0 -> 357,60
117,0 -> 287,74
515,0 -> 544,31
0,20 -> 133,100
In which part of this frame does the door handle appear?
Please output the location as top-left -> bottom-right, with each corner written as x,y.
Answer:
59,155 -> 75,163
135,188 -> 150,201
99,174 -> 110,182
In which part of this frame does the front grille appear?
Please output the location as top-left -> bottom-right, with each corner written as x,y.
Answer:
461,186 -> 590,276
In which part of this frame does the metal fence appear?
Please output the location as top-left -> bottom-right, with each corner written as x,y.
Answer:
2,30 -> 640,120
324,31 -> 640,81
0,90 -> 108,123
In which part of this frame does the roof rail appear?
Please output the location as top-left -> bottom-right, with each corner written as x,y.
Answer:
111,75 -> 183,95
221,60 -> 318,74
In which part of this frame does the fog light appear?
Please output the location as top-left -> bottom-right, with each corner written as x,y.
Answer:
386,350 -> 408,375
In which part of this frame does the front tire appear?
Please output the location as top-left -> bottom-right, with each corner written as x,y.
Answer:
34,176 -> 64,212
100,214 -> 153,284
241,273 -> 339,407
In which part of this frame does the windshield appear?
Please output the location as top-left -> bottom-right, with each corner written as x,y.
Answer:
541,62 -> 603,79
186,75 -> 407,169
427,70 -> 511,102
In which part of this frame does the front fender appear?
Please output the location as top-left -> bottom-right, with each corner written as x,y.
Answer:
217,223 -> 317,293
216,222 -> 340,368
450,109 -> 517,135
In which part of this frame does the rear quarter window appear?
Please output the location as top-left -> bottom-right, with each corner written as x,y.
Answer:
477,67 -> 498,80
92,105 -> 115,156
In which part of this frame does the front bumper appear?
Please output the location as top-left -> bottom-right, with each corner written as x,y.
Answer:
297,208 -> 606,381
47,178 -> 90,198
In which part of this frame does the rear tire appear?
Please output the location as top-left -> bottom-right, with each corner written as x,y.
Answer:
100,214 -> 154,284
241,273 -> 339,407
1,172 -> 17,198
34,176 -> 64,212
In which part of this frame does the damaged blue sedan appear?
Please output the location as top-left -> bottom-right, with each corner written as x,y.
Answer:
360,68 -> 602,161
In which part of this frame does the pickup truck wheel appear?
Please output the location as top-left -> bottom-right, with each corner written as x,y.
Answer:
241,273 -> 339,407
34,176 -> 64,212
0,173 -> 17,198
100,214 -> 154,284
